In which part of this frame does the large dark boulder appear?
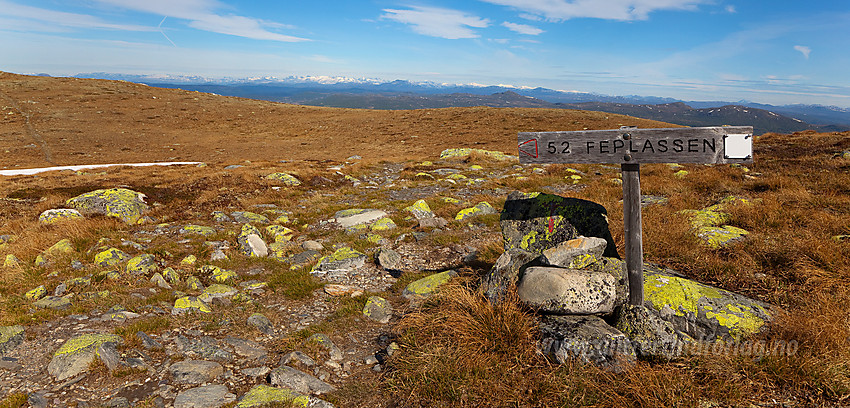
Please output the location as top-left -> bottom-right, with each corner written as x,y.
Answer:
500,191 -> 618,258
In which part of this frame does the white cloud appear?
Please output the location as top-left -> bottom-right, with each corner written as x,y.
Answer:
381,6 -> 489,39
0,0 -> 154,32
725,5 -> 737,13
481,0 -> 711,21
502,22 -> 544,35
92,0 -> 309,42
793,45 -> 811,59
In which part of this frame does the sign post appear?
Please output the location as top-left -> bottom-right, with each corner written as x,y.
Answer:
517,126 -> 753,305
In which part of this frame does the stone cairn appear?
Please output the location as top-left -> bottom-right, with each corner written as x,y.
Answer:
480,191 -> 773,372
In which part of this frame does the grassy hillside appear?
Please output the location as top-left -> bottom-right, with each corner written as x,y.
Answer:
1,72 -> 850,407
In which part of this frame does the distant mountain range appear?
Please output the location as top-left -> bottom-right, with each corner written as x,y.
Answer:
72,72 -> 850,134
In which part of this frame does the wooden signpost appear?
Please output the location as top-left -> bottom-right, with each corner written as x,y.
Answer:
517,126 -> 754,305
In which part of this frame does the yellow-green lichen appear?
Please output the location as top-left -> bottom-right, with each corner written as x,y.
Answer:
4,254 -> 22,269
94,247 -> 130,267
25,285 -> 47,301
696,226 -> 749,249
66,188 -> 149,224
180,225 -> 217,237
644,275 -> 721,317
679,209 -> 731,229
404,271 -> 456,298
55,334 -> 122,356
371,217 -> 397,231
404,199 -> 433,217
439,148 -> 517,162
266,225 -> 294,242
455,202 -> 495,221
235,385 -> 310,408
173,296 -> 211,313
38,209 -> 84,224
180,255 -> 197,267
126,254 -> 158,275
265,173 -> 301,186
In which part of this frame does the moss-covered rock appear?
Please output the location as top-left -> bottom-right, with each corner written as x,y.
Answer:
95,247 -> 130,267
402,270 -> 457,300
47,333 -> 123,380
38,208 -> 84,224
66,188 -> 149,224
500,191 -> 618,258
33,295 -> 72,310
265,173 -> 302,186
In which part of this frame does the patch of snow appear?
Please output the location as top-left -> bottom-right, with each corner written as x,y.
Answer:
0,162 -> 203,176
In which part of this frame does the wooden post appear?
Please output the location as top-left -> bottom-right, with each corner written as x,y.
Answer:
621,163 -> 644,306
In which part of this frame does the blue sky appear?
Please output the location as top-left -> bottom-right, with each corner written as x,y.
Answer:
1,0 -> 848,106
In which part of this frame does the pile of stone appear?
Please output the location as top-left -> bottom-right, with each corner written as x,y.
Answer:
481,191 -> 773,371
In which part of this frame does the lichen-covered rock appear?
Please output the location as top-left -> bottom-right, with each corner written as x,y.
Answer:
235,384 -> 334,408
375,248 -> 402,272
307,333 -> 343,361
95,247 -> 130,267
38,208 -> 84,224
247,313 -> 274,335
517,267 -> 616,315
173,296 -> 212,314
3,254 -> 22,269
265,173 -> 301,186
35,238 -> 74,266
169,360 -> 224,384
480,248 -> 541,303
363,296 -> 392,324
237,224 -> 268,257
539,315 -> 636,372
180,255 -> 197,267
679,209 -> 731,229
455,201 -> 497,221
370,217 -> 397,231
211,211 -> 232,223
541,236 -> 608,268
231,211 -> 271,224
0,325 -> 25,355
402,270 -> 457,300
65,276 -> 91,288
34,295 -> 72,310
643,271 -> 771,342
312,247 -> 366,274
332,209 -> 387,229
47,333 -> 123,380
614,304 -> 694,360
500,191 -> 619,258
404,199 -> 434,219
126,254 -> 158,275
269,366 -> 336,395
162,267 -> 180,284
265,225 -> 294,242
200,265 -> 238,283
174,384 -> 236,408
186,275 -> 204,291
695,226 -> 749,249
439,148 -> 517,162
199,284 -> 238,304
25,285 -> 47,301
180,224 -> 217,237
66,188 -> 149,224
